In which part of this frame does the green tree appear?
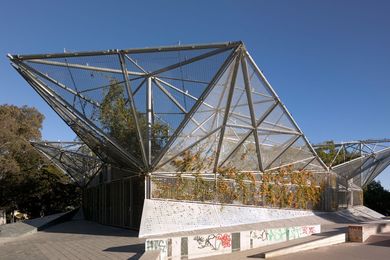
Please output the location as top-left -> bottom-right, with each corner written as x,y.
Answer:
364,180 -> 390,216
99,80 -> 169,159
0,104 -> 80,219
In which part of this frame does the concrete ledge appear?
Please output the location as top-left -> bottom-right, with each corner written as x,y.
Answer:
139,199 -> 316,238
259,233 -> 346,258
348,222 -> 390,242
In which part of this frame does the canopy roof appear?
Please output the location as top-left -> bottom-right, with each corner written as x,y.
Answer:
31,141 -> 102,187
314,140 -> 390,188
10,42 -> 326,175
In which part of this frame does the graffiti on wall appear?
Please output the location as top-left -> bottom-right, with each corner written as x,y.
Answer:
249,225 -> 320,245
249,230 -> 269,241
193,233 -> 232,250
145,225 -> 320,259
145,239 -> 168,258
188,233 -> 232,258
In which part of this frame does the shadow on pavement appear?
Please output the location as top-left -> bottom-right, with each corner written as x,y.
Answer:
42,220 -> 140,237
104,243 -> 144,252
104,243 -> 145,259
365,234 -> 390,248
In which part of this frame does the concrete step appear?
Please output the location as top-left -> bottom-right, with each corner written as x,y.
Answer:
251,232 -> 346,258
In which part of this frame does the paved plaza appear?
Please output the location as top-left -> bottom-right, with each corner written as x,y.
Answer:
0,220 -> 145,260
1,219 -> 389,259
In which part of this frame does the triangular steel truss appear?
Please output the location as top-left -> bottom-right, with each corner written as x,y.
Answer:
314,139 -> 390,188
31,141 -> 103,187
10,42 -> 327,175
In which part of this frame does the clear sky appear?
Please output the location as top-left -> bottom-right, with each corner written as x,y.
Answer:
1,0 -> 389,188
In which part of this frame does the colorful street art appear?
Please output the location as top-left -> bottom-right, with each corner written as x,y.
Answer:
193,233 -> 232,250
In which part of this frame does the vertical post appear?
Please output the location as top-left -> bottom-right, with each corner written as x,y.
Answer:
147,77 -> 153,165
146,77 -> 153,199
145,174 -> 151,200
347,179 -> 353,208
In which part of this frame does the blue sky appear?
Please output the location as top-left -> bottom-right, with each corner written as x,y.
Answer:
1,0 -> 389,188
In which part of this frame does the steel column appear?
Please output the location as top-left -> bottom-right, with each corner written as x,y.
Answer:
213,54 -> 241,172
118,52 -> 148,169
147,77 -> 153,165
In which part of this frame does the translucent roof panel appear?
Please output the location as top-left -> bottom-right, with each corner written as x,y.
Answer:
11,42 -> 328,175
31,141 -> 103,187
316,140 -> 390,188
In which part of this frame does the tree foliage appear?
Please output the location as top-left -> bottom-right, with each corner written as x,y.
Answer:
0,105 -> 43,177
315,141 -> 360,167
364,180 -> 390,216
0,104 -> 80,219
99,80 -> 170,159
152,149 -> 322,210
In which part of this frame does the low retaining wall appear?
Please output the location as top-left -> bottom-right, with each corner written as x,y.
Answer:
145,224 -> 321,259
140,199 -> 315,238
348,223 -> 390,242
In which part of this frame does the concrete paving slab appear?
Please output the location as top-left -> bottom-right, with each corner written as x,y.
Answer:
0,220 -> 145,260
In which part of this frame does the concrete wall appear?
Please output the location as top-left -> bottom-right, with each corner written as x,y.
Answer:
139,199 -> 316,238
145,224 -> 321,259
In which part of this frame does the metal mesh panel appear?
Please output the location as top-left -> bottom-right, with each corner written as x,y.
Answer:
11,42 -> 335,210
156,57 -> 236,167
332,157 -> 367,179
15,45 -> 237,170
268,137 -> 315,170
156,130 -> 221,173
259,105 -> 300,134
31,141 -> 102,186
258,131 -> 298,169
218,126 -> 251,164
127,48 -> 219,73
223,132 -> 259,171
332,147 -> 390,188
314,140 -> 390,187
151,173 -> 321,209
226,62 -> 252,127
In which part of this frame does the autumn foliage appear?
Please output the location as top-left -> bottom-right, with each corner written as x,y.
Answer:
152,150 -> 322,210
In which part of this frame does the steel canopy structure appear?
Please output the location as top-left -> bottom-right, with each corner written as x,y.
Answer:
31,141 -> 103,187
314,140 -> 390,189
12,42 -> 390,229
9,42 -> 326,187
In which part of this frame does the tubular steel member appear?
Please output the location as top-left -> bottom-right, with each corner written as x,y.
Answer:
10,41 -> 338,208
314,139 -> 390,188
